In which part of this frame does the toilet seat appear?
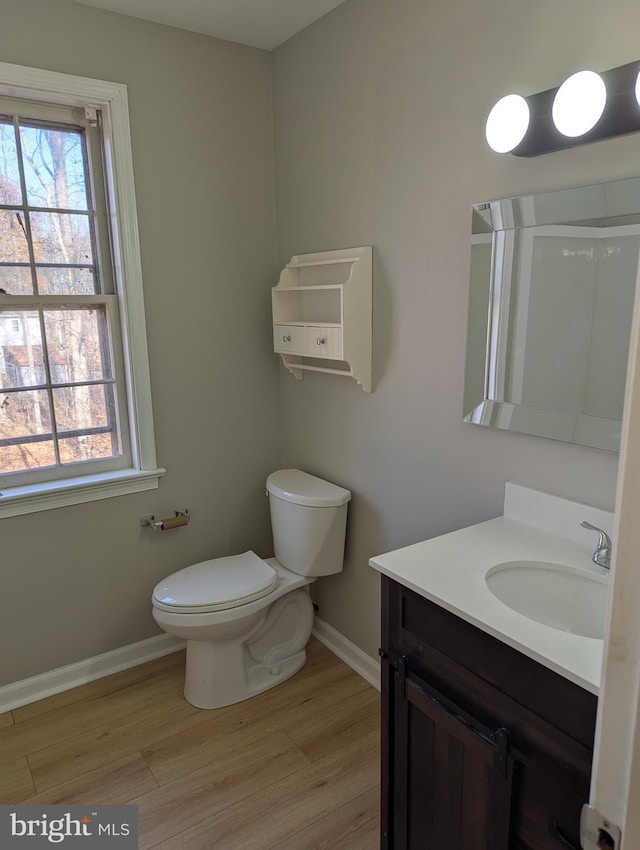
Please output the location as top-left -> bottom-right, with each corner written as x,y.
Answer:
152,551 -> 279,614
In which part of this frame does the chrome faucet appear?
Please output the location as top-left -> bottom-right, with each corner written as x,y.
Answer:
580,521 -> 612,570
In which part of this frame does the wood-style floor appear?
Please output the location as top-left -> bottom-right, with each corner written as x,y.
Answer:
0,639 -> 380,848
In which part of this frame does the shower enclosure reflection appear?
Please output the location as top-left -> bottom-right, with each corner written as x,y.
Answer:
464,177 -> 640,452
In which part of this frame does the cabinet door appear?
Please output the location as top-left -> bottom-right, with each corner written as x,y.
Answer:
387,660 -> 514,850
273,324 -> 305,355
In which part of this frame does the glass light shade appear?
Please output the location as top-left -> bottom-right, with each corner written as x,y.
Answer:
485,94 -> 531,153
552,70 -> 607,137
635,69 -> 640,107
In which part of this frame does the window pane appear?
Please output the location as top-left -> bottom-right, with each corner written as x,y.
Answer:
20,125 -> 88,210
0,266 -> 33,295
44,307 -> 112,383
0,209 -> 29,262
59,432 -> 117,465
37,266 -> 95,295
0,437 -> 56,473
53,383 -> 119,463
0,310 -> 44,388
0,388 -> 55,473
30,212 -> 93,268
0,121 -> 23,205
53,383 -> 111,431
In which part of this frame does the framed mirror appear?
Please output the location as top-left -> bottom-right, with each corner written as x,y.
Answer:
464,176 -> 640,452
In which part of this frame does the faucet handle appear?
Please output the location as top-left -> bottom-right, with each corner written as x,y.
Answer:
580,520 -> 612,547
580,521 -> 612,569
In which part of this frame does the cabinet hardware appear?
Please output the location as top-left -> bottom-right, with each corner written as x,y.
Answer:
316,337 -> 326,345
494,727 -> 510,780
378,648 -> 407,698
378,648 -> 402,669
282,335 -> 291,342
413,676 -> 510,756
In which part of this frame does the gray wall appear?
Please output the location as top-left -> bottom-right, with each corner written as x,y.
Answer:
272,0 -> 640,658
4,0 -> 640,687
0,0 -> 280,685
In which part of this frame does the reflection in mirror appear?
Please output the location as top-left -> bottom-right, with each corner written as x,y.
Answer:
464,176 -> 640,452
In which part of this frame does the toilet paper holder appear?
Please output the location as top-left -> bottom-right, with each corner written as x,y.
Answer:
140,509 -> 190,531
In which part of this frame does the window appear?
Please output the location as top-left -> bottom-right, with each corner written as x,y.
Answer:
0,99 -> 129,478
0,63 -> 163,517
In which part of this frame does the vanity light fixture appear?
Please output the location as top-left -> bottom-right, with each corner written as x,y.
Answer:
486,59 -> 640,156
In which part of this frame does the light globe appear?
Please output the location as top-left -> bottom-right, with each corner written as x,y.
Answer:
485,94 -> 530,153
552,70 -> 607,137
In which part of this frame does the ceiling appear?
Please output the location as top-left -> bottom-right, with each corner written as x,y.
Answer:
74,0 -> 345,50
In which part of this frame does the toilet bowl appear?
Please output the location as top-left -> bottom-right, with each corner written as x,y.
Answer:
151,470 -> 351,709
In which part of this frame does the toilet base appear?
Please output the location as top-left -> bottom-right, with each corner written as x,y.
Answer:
184,641 -> 307,709
183,588 -> 314,709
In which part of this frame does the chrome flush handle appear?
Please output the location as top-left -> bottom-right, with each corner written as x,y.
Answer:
580,521 -> 612,570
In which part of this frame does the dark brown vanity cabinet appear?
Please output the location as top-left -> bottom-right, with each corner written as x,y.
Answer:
380,576 -> 598,850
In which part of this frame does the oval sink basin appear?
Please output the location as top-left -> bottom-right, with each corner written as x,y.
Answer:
485,561 -> 608,639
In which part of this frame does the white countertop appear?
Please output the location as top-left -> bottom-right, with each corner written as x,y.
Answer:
370,512 -> 606,694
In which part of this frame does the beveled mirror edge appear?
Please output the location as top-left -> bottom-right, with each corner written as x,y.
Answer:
464,400 -> 621,453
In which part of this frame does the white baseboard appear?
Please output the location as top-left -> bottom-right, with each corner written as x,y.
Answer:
0,633 -> 185,713
1,621 -> 378,714
312,616 -> 380,690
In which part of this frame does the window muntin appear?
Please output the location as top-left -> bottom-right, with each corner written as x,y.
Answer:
0,98 -> 130,483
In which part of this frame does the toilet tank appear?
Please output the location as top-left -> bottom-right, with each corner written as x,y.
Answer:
266,469 -> 351,577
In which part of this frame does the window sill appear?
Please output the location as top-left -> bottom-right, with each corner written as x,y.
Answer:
0,468 -> 167,519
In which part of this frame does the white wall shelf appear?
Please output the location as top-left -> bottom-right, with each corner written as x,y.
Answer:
272,246 -> 373,392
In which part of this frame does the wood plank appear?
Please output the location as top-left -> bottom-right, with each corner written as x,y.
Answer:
143,661 -> 370,786
151,728 -> 380,850
12,651 -> 185,724
26,692 -> 207,793
21,752 -> 158,806
272,786 -> 380,850
135,731 -> 310,849
0,655 -> 191,764
0,756 -> 35,803
0,711 -> 14,728
283,687 -> 380,762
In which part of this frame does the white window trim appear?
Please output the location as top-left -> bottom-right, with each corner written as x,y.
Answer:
0,61 -> 164,518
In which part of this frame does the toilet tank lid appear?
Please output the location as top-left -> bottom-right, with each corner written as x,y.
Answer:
266,469 -> 351,507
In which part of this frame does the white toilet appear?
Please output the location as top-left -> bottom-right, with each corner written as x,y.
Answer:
151,469 -> 351,709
